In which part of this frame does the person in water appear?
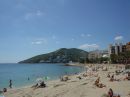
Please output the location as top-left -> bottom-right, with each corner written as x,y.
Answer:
9,79 -> 12,88
28,77 -> 30,81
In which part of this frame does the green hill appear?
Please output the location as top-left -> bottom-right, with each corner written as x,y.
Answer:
19,48 -> 88,63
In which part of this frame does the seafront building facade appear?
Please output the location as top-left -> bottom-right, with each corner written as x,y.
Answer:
87,42 -> 130,63
126,42 -> 130,51
108,42 -> 130,64
108,42 -> 130,56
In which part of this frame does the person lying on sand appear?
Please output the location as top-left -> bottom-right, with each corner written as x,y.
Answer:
97,83 -> 106,88
60,76 -> 70,81
77,76 -> 82,80
109,74 -> 120,82
83,73 -> 87,77
107,73 -> 110,78
3,88 -> 7,92
102,66 -> 108,71
110,74 -> 114,81
115,70 -> 122,75
94,77 -> 106,88
94,77 -> 100,86
127,92 -> 130,97
32,81 -> 46,89
124,72 -> 130,80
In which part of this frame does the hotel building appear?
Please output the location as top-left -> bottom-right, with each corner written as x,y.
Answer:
108,42 -> 130,56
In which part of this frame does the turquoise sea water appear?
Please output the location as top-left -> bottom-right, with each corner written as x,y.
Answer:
0,63 -> 85,89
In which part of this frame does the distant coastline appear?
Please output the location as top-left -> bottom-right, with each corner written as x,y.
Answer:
19,48 -> 88,64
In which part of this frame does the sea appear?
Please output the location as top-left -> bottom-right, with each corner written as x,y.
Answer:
0,63 -> 85,89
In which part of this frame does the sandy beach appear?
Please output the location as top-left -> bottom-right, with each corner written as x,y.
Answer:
3,64 -> 130,97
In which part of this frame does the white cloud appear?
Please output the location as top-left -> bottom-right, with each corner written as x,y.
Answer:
114,36 -> 123,41
32,41 -> 42,45
52,35 -> 56,40
31,38 -> 47,45
25,10 -> 44,20
71,38 -> 75,41
81,34 -> 85,37
87,34 -> 91,37
36,10 -> 43,16
81,33 -> 91,37
79,44 -> 99,49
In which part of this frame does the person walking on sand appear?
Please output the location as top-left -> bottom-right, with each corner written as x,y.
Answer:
9,79 -> 12,88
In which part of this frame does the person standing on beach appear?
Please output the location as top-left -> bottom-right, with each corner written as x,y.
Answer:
9,79 -> 12,88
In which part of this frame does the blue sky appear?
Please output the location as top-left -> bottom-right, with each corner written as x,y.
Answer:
0,0 -> 130,63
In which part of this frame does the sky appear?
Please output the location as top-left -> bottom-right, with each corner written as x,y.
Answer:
0,0 -> 130,63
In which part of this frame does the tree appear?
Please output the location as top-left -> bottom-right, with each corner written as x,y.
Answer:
110,54 -> 118,63
123,51 -> 130,64
110,51 -> 130,64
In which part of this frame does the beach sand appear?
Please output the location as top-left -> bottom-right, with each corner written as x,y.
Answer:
4,64 -> 130,97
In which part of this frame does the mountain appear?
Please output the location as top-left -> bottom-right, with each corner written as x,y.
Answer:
19,48 -> 88,63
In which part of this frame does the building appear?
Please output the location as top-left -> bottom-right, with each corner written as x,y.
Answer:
88,50 -> 101,59
88,50 -> 108,59
109,43 -> 124,56
108,42 -> 130,56
126,42 -> 130,51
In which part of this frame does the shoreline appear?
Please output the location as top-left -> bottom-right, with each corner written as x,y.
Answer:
1,64 -> 86,90
3,64 -> 130,97
0,63 -> 85,90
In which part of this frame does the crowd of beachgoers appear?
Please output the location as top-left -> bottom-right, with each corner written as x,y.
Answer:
1,64 -> 130,97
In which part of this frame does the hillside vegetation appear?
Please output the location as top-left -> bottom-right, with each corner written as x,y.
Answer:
19,48 -> 88,63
